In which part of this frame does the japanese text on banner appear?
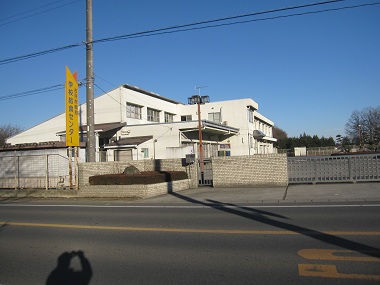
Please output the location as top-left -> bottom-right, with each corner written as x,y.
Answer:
65,66 -> 79,146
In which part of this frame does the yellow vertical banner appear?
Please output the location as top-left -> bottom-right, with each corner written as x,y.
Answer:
65,66 -> 79,146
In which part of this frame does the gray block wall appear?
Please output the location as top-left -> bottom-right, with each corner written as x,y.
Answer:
212,154 -> 288,187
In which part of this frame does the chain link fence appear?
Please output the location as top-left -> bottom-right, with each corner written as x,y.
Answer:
0,154 -> 75,190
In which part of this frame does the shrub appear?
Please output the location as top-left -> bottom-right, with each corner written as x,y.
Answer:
89,171 -> 188,185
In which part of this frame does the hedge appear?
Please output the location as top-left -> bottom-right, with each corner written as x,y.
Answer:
89,171 -> 188,185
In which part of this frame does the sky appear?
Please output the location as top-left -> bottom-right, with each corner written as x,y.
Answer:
1,0 -> 379,139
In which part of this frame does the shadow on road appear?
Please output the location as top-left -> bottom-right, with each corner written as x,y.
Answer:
169,191 -> 380,259
0,221 -> 9,232
46,250 -> 92,285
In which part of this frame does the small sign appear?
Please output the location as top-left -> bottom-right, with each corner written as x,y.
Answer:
219,144 -> 231,149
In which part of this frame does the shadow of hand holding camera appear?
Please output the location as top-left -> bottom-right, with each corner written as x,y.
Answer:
46,251 -> 92,285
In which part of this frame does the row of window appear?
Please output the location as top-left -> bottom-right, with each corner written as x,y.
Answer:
126,102 -> 270,133
248,109 -> 272,137
126,102 -> 174,123
255,121 -> 272,137
127,102 -> 225,125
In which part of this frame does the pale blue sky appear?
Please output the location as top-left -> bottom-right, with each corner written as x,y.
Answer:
1,0 -> 379,138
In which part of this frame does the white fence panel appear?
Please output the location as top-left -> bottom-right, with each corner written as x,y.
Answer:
288,154 -> 380,184
0,154 -> 72,189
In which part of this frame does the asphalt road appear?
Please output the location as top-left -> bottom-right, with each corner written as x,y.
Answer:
1,199 -> 379,285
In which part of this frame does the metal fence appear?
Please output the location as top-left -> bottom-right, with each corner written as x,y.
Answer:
288,154 -> 380,184
0,154 -> 74,189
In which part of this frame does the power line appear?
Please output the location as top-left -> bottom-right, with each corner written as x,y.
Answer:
0,43 -> 84,65
93,82 -> 173,131
0,0 -> 62,22
0,0 -> 378,67
0,0 -> 359,66
92,0 -> 349,44
105,2 -> 380,42
0,0 -> 82,28
1,1 -> 378,101
0,85 -> 64,102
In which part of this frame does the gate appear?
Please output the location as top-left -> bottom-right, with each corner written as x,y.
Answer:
198,160 -> 213,186
288,154 -> 380,184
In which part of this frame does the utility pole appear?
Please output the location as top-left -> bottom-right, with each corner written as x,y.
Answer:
195,86 -> 207,176
188,87 -> 209,185
86,0 -> 96,162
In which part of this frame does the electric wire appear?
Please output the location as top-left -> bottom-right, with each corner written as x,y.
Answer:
0,0 -> 62,22
93,81 -> 173,131
0,43 -> 83,65
115,2 -> 380,41
0,85 -> 64,102
1,0 -> 378,99
2,0 -> 376,66
92,0 -> 349,44
0,0 -> 82,28
94,73 -> 170,109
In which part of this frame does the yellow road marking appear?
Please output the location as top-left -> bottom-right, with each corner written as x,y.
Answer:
299,264 -> 380,281
298,249 -> 380,262
1,221 -> 380,235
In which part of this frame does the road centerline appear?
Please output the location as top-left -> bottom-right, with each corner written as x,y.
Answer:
1,221 -> 380,236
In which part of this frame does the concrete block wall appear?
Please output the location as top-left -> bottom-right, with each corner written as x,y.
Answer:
78,180 -> 192,198
212,154 -> 288,187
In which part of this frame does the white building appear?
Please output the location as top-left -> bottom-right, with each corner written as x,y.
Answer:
4,84 -> 276,161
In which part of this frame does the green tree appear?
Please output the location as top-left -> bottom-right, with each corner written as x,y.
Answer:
276,133 -> 335,150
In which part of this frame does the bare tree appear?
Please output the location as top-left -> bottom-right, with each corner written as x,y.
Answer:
0,124 -> 23,146
272,125 -> 288,140
345,107 -> 380,149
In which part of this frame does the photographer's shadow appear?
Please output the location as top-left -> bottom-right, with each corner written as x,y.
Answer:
46,251 -> 92,285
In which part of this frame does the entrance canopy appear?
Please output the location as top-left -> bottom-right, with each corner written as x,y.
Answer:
56,122 -> 126,143
180,120 -> 239,141
104,135 -> 153,149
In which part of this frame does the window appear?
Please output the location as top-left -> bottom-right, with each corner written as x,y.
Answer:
141,148 -> 149,158
147,108 -> 160,122
164,112 -> 174,123
126,103 -> 142,119
208,112 -> 221,124
181,115 -> 192,121
248,110 -> 254,123
249,135 -> 254,148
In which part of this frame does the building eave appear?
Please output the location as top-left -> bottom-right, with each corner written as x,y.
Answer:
123,84 -> 181,105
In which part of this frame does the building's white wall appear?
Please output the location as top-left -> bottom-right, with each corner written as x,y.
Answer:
91,88 -> 124,124
177,99 -> 275,156
254,111 -> 274,137
177,98 -> 258,125
122,87 -> 180,124
7,114 -> 66,144
110,122 -> 197,161
6,85 -> 277,159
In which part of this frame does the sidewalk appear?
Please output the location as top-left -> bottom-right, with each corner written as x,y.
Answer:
136,182 -> 380,205
1,182 -> 379,205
